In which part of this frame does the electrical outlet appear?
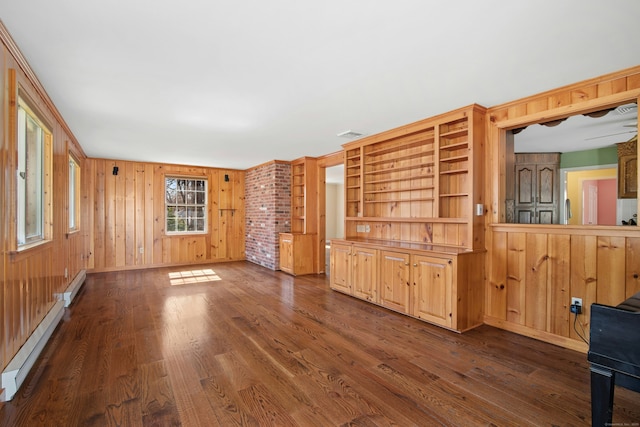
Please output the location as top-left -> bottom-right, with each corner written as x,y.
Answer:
570,297 -> 583,315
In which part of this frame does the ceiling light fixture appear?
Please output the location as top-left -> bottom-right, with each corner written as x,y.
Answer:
337,130 -> 365,139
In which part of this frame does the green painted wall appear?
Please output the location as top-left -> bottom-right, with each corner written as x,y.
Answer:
560,146 -> 617,168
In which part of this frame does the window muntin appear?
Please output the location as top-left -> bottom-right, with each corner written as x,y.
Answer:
165,177 -> 207,233
17,99 -> 51,246
69,154 -> 80,231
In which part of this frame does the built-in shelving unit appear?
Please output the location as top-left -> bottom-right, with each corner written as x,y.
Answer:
331,104 -> 487,332
342,104 -> 486,250
280,156 -> 318,275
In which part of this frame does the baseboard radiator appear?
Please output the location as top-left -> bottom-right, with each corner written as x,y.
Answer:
1,269 -> 86,401
55,269 -> 86,307
1,300 -> 65,401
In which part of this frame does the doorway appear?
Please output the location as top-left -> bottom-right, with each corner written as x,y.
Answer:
324,164 -> 344,275
562,166 -> 620,225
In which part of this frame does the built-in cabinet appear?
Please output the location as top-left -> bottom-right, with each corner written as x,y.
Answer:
617,137 -> 637,199
330,242 -> 378,302
513,153 -> 560,224
279,232 -> 316,276
330,239 -> 483,331
332,104 -> 486,331
280,157 -> 319,275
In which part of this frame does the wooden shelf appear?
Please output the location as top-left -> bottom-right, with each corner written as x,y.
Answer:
366,175 -> 434,185
364,197 -> 435,204
364,135 -> 434,157
440,154 -> 468,163
364,162 -> 435,176
346,216 -> 468,224
439,168 -> 467,175
440,141 -> 468,151
364,187 -> 434,195
440,128 -> 467,139
439,193 -> 469,198
364,150 -> 434,166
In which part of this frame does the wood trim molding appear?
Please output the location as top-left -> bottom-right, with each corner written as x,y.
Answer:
0,20 -> 87,159
488,65 -> 640,113
489,89 -> 640,129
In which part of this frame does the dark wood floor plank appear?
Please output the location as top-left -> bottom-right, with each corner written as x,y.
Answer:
139,360 -> 181,426
1,260 -> 640,426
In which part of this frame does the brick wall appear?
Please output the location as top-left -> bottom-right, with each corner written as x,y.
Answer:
245,161 -> 291,270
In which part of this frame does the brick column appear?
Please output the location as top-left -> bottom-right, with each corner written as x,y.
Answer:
245,161 -> 291,270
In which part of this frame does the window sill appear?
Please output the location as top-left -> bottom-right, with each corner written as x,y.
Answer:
10,239 -> 53,260
66,229 -> 80,238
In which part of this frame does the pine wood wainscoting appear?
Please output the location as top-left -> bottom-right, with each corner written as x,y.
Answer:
485,65 -> 640,352
1,25 -> 89,377
85,159 -> 246,272
486,224 -> 640,353
2,262 -> 640,426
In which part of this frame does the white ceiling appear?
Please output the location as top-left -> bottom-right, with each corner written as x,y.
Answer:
1,1 -> 639,170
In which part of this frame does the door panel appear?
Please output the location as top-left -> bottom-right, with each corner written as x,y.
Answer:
380,251 -> 410,313
330,243 -> 351,293
412,255 -> 452,327
352,247 -> 378,302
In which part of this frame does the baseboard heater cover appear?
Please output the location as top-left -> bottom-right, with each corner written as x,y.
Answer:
1,299 -> 65,401
55,269 -> 86,307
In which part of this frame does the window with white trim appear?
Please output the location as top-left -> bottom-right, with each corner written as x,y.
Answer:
165,177 -> 207,233
69,154 -> 80,231
17,97 -> 52,247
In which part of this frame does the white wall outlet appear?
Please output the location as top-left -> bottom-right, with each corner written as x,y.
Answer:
476,203 -> 484,216
356,224 -> 366,232
571,297 -> 582,307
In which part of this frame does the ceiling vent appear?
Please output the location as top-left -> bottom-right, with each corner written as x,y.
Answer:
337,130 -> 365,139
615,103 -> 638,115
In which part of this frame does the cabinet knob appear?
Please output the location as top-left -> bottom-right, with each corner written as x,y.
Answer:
413,263 -> 418,267
404,262 -> 409,266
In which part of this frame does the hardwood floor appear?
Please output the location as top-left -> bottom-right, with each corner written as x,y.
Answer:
1,261 -> 639,426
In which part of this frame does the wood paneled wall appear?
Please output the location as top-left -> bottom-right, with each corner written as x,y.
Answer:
485,65 -> 640,351
86,159 -> 245,272
1,25 -> 89,372
485,226 -> 640,352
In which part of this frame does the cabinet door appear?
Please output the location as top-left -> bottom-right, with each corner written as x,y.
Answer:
352,246 -> 378,302
330,243 -> 352,294
412,255 -> 453,328
515,164 -> 535,223
535,164 -> 558,224
379,251 -> 410,313
279,235 -> 294,273
514,161 -> 559,224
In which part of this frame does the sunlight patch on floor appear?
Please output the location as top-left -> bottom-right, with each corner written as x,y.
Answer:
168,268 -> 221,286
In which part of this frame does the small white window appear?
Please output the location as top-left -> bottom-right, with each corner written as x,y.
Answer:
165,177 -> 207,233
17,99 -> 52,247
69,155 -> 80,231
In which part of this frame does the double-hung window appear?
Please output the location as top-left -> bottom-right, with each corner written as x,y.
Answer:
16,97 -> 52,247
68,154 -> 81,232
165,177 -> 207,233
